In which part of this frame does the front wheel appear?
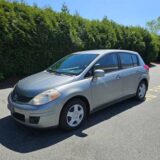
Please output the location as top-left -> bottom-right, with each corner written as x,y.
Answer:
136,81 -> 147,101
59,99 -> 87,131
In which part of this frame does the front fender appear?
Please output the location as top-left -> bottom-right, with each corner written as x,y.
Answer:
55,78 -> 92,110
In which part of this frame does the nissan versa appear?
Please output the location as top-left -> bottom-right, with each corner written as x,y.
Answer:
8,50 -> 149,130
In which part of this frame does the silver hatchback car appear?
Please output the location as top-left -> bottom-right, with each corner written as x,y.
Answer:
8,50 -> 149,130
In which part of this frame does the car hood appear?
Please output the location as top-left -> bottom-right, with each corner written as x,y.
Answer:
16,71 -> 76,97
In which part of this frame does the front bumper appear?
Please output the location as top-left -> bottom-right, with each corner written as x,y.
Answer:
8,93 -> 62,128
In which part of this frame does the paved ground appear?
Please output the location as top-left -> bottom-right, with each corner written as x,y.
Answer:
0,64 -> 160,160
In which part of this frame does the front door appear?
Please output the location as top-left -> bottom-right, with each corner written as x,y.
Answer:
91,53 -> 123,109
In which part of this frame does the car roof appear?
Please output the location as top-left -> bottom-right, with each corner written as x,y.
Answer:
74,49 -> 138,55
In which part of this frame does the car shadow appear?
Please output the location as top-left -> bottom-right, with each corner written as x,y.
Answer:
0,98 -> 142,153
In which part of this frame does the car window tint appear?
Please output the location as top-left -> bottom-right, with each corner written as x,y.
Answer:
119,53 -> 133,69
131,54 -> 139,66
95,54 -> 119,73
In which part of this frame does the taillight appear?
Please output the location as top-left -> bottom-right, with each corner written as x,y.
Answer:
144,65 -> 149,71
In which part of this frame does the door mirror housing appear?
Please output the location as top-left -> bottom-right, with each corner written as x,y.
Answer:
94,69 -> 105,78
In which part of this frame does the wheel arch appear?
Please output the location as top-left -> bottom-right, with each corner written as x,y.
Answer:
140,78 -> 148,90
60,95 -> 91,119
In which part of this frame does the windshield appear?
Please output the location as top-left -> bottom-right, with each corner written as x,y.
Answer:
47,54 -> 98,75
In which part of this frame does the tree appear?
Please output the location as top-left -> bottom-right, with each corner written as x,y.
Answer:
147,17 -> 160,35
61,3 -> 69,14
0,0 -> 159,80
74,10 -> 80,17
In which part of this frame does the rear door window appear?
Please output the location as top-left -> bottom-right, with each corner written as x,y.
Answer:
119,53 -> 133,69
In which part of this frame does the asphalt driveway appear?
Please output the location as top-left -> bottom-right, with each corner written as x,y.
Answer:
0,64 -> 160,160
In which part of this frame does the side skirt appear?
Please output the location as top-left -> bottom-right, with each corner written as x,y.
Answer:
90,94 -> 136,114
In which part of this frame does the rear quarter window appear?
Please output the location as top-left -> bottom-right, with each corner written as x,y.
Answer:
131,54 -> 139,66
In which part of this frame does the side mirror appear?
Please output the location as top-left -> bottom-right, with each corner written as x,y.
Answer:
94,69 -> 105,78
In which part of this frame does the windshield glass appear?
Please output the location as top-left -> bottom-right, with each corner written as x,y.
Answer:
47,54 -> 98,75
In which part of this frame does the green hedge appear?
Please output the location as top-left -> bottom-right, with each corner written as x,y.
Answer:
0,1 -> 160,80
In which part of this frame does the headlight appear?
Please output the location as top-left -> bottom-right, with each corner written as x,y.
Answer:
30,89 -> 60,105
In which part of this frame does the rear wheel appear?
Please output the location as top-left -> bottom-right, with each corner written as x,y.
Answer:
59,99 -> 87,130
136,81 -> 147,101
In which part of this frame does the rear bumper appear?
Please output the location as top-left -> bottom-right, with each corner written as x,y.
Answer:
8,94 -> 62,128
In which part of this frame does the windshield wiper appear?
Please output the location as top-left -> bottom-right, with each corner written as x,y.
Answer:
47,69 -> 76,76
47,69 -> 61,74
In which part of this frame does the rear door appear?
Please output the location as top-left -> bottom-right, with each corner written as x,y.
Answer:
118,52 -> 140,96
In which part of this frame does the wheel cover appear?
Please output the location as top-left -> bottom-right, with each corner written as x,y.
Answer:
138,83 -> 146,98
66,104 -> 84,127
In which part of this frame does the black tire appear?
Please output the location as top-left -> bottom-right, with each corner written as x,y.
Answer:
135,81 -> 147,101
59,98 -> 87,131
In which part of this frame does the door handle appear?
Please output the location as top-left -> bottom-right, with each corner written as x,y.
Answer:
116,75 -> 121,80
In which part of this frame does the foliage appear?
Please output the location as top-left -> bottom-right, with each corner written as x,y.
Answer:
147,17 -> 160,35
0,73 -> 4,80
0,1 -> 160,79
146,17 -> 160,60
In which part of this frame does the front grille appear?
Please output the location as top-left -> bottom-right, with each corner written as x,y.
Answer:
12,112 -> 25,122
11,88 -> 33,103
